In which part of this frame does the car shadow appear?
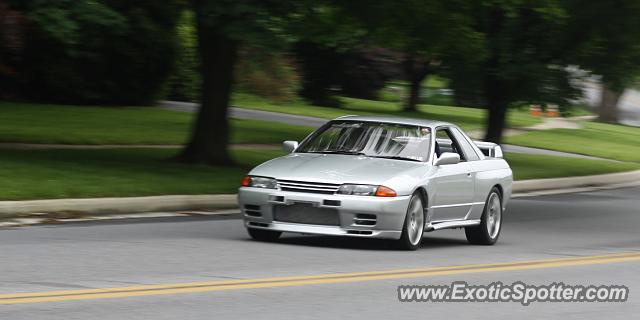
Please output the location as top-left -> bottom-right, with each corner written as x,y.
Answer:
251,234 -> 470,251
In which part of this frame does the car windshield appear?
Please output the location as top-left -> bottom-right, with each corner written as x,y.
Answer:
297,121 -> 432,162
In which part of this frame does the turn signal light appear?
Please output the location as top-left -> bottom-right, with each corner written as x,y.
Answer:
375,186 -> 397,197
240,176 -> 251,187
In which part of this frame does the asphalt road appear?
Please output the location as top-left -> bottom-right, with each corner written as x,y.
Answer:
1,186 -> 639,319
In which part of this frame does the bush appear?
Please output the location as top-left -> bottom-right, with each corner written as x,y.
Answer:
235,47 -> 300,103
12,0 -> 182,105
295,42 -> 398,107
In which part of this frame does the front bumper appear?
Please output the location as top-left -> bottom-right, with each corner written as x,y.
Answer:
238,187 -> 411,240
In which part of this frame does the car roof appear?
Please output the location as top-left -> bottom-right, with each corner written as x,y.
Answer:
333,115 -> 454,129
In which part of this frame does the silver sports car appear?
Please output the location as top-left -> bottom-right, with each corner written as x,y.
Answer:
239,115 -> 512,250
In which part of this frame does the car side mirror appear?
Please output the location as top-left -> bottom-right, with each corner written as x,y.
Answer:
283,141 -> 299,153
435,152 -> 460,166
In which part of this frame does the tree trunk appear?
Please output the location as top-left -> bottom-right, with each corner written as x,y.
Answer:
598,83 -> 621,123
484,78 -> 509,144
406,76 -> 423,112
403,55 -> 429,112
177,9 -> 237,165
483,7 -> 509,145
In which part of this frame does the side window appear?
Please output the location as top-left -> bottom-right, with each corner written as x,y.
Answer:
434,128 -> 466,161
450,128 -> 481,161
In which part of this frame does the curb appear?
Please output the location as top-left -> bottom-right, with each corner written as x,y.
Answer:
2,170 -> 640,219
0,195 -> 236,219
512,170 -> 640,193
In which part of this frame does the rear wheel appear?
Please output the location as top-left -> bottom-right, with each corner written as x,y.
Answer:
247,228 -> 282,242
465,188 -> 502,245
397,193 -> 425,250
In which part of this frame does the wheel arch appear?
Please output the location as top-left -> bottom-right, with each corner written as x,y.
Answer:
413,186 -> 429,209
492,184 -> 504,200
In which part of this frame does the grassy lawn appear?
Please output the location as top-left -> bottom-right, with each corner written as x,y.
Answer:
1,147 -> 637,200
233,93 -> 541,131
0,148 -> 282,200
505,152 -> 640,180
0,96 -> 539,146
506,121 -> 640,163
0,101 -> 313,145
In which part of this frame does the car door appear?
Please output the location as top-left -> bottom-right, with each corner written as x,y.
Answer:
431,127 -> 475,221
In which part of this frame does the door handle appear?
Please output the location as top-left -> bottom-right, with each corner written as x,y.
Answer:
467,172 -> 472,177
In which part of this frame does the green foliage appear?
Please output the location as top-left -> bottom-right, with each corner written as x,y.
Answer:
345,0 -> 483,59
163,10 -> 201,102
449,0 -> 579,104
14,0 -> 183,105
193,0 -> 301,47
163,10 -> 301,103
567,0 -> 640,91
235,47 -> 301,103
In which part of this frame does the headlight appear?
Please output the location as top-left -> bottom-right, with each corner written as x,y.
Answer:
337,184 -> 377,196
241,176 -> 277,189
336,184 -> 397,197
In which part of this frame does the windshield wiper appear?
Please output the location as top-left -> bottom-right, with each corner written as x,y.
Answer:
370,155 -> 422,162
306,150 -> 366,155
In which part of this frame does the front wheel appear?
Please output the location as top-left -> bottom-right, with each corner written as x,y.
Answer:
247,228 -> 282,242
465,188 -> 502,245
397,193 -> 425,250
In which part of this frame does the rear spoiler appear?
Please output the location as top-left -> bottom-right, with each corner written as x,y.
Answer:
473,141 -> 503,158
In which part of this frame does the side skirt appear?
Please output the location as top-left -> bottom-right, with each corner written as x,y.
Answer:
425,219 -> 481,231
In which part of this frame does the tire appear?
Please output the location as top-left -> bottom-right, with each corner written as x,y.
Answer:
397,193 -> 425,250
247,228 -> 282,242
465,187 -> 502,245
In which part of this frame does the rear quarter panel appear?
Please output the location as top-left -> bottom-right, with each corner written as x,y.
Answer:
469,159 -> 513,217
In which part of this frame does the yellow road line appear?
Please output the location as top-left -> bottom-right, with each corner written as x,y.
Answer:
1,251 -> 639,304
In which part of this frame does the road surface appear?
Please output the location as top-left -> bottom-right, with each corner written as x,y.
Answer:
1,186 -> 639,319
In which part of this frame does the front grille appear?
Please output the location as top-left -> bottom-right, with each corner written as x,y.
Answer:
277,179 -> 341,194
273,203 -> 340,226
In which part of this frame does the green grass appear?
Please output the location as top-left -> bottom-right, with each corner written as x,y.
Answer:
0,101 -> 313,145
387,76 -> 449,89
506,121 -> 640,163
505,152 -> 640,180
1,147 -> 636,200
0,148 -> 284,200
233,93 -> 541,131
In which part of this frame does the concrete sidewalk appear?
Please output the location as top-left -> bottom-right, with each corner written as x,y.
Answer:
2,170 -> 639,219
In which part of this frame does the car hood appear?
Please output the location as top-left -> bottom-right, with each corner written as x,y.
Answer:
249,153 -> 425,185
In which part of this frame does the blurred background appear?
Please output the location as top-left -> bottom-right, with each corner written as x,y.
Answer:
1,0 -> 640,201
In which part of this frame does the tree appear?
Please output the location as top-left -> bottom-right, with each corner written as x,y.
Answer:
341,0 -> 483,111
566,0 -> 640,123
449,0 -> 578,144
9,0 -> 182,105
289,5 -> 380,107
178,0 -> 298,165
